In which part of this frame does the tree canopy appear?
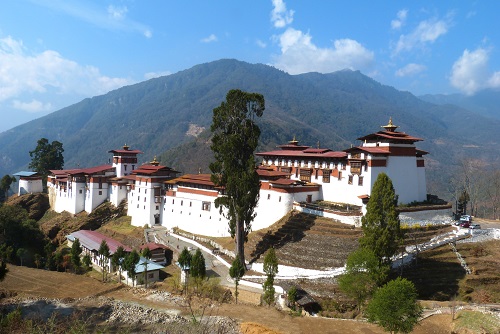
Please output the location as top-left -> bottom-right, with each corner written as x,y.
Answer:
359,173 -> 401,265
29,138 -> 64,176
338,247 -> 389,310
366,277 -> 423,334
210,89 -> 264,267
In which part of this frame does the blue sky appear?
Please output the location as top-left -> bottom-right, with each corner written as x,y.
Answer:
1,0 -> 500,132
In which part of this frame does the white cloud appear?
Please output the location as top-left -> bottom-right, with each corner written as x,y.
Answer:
395,63 -> 426,77
256,39 -> 267,48
449,47 -> 500,95
0,36 -> 132,102
271,0 -> 294,28
12,99 -> 52,113
144,71 -> 172,80
391,9 -> 408,30
201,34 -> 218,43
394,17 -> 450,54
272,28 -> 374,75
32,0 -> 151,38
107,5 -> 128,20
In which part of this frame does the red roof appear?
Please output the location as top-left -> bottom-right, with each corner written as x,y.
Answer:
166,174 -> 215,187
140,243 -> 167,251
108,148 -> 143,155
357,130 -> 422,143
344,146 -> 390,155
68,230 -> 131,254
256,149 -> 347,159
132,164 -> 179,176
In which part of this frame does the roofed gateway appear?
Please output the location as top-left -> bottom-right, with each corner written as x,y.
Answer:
36,119 -> 427,237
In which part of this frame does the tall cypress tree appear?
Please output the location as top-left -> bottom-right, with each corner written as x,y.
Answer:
210,89 -> 265,268
359,173 -> 401,265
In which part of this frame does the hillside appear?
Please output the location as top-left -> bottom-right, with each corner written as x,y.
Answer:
1,59 -> 499,200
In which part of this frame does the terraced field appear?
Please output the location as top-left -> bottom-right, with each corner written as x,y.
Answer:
245,212 -> 362,270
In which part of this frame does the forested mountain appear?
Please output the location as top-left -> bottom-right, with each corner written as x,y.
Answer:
420,90 -> 500,120
1,59 -> 499,199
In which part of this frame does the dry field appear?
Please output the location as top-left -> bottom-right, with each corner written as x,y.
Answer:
0,265 -> 453,333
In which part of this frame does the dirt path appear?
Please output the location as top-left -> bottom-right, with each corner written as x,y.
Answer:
0,265 -> 452,333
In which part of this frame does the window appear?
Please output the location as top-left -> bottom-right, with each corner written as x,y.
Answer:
300,169 -> 311,182
190,202 -> 192,207
358,176 -> 364,186
348,175 -> 353,185
181,200 -> 183,206
338,171 -> 342,180
156,205 -> 159,210
202,202 -> 211,211
79,189 -> 83,194
132,165 -> 135,170
279,196 -> 281,202
172,199 -> 175,204
322,169 -> 330,183
148,273 -> 154,279
124,165 -> 127,171
144,197 -> 146,202
350,161 -> 362,175
99,190 -> 102,195
138,196 -> 140,201
267,194 -> 271,200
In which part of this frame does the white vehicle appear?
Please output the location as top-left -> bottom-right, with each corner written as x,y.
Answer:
469,224 -> 481,229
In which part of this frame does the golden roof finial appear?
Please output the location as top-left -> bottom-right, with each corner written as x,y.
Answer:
123,143 -> 129,150
382,117 -> 399,132
289,135 -> 298,145
150,156 -> 159,166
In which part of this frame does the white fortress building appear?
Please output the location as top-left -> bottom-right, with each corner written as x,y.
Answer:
40,119 -> 428,237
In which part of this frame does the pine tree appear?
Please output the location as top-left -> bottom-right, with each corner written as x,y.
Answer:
262,248 -> 278,306
229,257 -> 245,304
111,246 -> 126,283
98,240 -> 110,281
359,173 -> 401,265
210,89 -> 265,268
70,238 -> 82,273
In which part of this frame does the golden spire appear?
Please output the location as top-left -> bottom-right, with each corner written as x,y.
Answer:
381,117 -> 399,132
123,143 -> 130,150
150,156 -> 159,166
289,135 -> 298,145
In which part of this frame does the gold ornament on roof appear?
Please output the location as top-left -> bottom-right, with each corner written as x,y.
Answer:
381,117 -> 399,132
150,156 -> 160,166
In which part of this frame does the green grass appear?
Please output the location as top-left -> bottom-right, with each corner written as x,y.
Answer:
454,310 -> 500,333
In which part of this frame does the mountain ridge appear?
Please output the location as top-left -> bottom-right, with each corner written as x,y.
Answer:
1,59 -> 499,200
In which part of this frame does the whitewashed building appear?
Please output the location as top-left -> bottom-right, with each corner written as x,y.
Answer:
13,171 -> 43,196
256,118 -> 427,209
48,119 -> 430,237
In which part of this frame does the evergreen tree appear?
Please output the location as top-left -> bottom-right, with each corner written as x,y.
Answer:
141,247 -> 152,288
70,239 -> 82,273
210,89 -> 265,267
359,173 -> 401,265
178,247 -> 192,293
190,248 -> 206,280
229,257 -> 245,304
366,277 -> 423,334
123,250 -> 140,286
28,138 -> 64,177
82,254 -> 92,271
98,240 -> 110,282
112,246 -> 126,283
262,248 -> 278,306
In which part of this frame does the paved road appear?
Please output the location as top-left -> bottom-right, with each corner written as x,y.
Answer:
144,226 -> 263,295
